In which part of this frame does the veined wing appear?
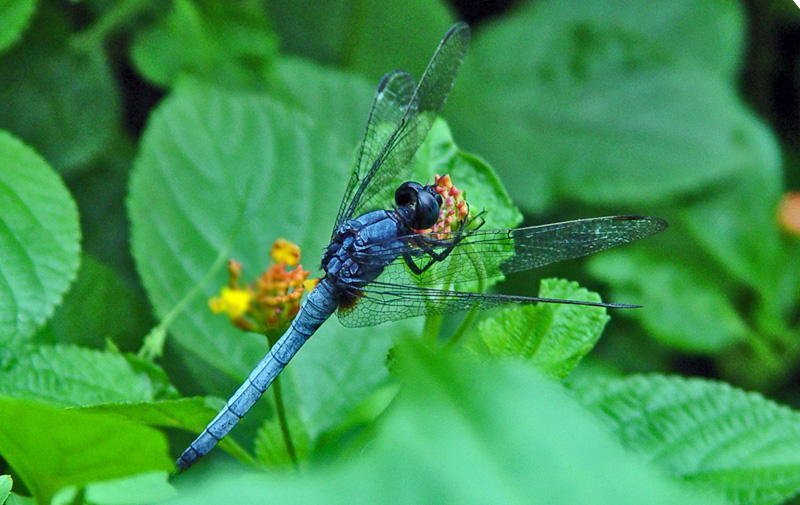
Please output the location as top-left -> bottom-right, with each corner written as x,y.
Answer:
354,215 -> 668,287
331,69 -> 416,239
331,23 -> 470,238
337,281 -> 635,328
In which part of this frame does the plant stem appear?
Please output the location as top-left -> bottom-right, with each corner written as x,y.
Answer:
444,276 -> 485,350
270,374 -> 297,467
422,314 -> 443,346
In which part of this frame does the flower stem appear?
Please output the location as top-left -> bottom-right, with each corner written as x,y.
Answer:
270,374 -> 297,467
136,181 -> 253,361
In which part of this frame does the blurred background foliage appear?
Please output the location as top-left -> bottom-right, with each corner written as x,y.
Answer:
2,0 -> 800,503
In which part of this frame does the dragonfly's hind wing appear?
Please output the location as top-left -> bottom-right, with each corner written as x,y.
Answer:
332,70 -> 416,239
336,281 -> 632,328
333,23 -> 471,236
354,216 -> 668,287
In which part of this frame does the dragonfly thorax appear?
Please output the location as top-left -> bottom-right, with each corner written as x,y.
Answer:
323,209 -> 411,290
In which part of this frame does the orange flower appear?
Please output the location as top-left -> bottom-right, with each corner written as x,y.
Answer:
415,173 -> 472,239
209,239 -> 318,334
778,192 -> 800,235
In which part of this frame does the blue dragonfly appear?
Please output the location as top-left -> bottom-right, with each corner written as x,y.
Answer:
176,22 -> 667,471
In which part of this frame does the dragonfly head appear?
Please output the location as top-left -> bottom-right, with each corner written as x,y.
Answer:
395,181 -> 443,230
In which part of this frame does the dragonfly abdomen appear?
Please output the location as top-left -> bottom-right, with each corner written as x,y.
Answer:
175,278 -> 339,471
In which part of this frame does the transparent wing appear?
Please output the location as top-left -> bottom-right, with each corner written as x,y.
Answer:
337,282 -> 634,328
331,70 -> 416,239
354,215 -> 668,287
331,22 -> 471,238
337,215 -> 666,327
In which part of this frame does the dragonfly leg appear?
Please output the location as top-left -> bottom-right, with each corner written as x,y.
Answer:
403,207 -> 486,274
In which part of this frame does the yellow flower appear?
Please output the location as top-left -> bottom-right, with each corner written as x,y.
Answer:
209,287 -> 253,320
270,238 -> 301,266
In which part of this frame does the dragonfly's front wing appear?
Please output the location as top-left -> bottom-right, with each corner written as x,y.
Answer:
332,22 -> 471,235
336,281 -> 632,328
355,215 -> 669,288
332,69 -> 416,239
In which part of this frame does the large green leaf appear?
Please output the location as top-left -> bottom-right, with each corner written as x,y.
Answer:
0,0 -> 36,53
0,131 -> 80,344
0,395 -> 172,505
84,397 -> 253,465
167,346 -> 723,505
0,343 -> 175,407
52,472 -> 176,505
411,118 -> 522,231
447,0 -> 770,212
130,0 -> 278,89
677,162 -> 784,296
472,278 -> 609,378
575,374 -> 800,505
271,57 -> 374,149
0,5 -> 122,175
265,0 -> 454,79
587,245 -> 748,353
128,77 -> 412,443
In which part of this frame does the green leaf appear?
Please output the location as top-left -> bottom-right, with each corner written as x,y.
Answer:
84,397 -> 253,465
447,0 -> 771,212
265,0 -> 454,79
0,5 -> 123,175
677,161 -> 784,295
0,343 -> 176,407
5,493 -> 34,505
335,1 -> 455,80
0,0 -> 36,53
472,278 -> 609,378
130,78 -> 347,379
0,395 -> 172,505
3,493 -> 36,505
129,78 -> 414,442
587,246 -> 748,353
166,345 -> 724,505
0,131 -> 81,344
130,0 -> 278,89
39,255 -> 152,351
84,471 -> 176,505
0,475 -> 11,503
574,374 -> 800,505
53,471 -> 176,505
271,57 -> 374,150
412,118 -> 522,231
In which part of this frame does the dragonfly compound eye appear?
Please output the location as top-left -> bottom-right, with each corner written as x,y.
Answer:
412,189 -> 441,230
395,181 -> 424,207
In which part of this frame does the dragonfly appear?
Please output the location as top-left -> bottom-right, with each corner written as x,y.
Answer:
176,22 -> 667,471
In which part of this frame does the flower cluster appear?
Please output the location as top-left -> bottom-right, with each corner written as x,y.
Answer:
778,192 -> 800,235
209,239 -> 317,335
416,173 -> 471,239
